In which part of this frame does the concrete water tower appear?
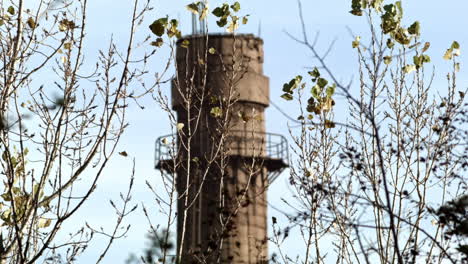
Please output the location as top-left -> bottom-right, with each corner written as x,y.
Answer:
155,33 -> 288,263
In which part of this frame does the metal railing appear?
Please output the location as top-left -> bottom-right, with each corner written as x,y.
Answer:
155,130 -> 289,170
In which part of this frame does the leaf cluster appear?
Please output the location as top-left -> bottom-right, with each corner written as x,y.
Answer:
212,2 -> 248,32
281,68 -> 336,128
149,17 -> 181,47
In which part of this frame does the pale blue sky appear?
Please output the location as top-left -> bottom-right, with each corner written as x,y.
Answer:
48,0 -> 468,262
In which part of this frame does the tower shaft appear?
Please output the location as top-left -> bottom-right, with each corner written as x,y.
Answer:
172,34 -> 270,264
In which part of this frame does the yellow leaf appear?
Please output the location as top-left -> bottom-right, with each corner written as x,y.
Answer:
352,36 -> 361,48
60,56 -> 67,64
422,42 -> 430,53
322,98 -> 334,112
26,17 -> 36,29
237,111 -> 250,123
63,42 -> 72,50
37,218 -> 51,228
199,7 -> 208,21
384,56 -> 392,65
443,49 -> 453,60
151,38 -> 164,47
324,119 -> 335,129
176,123 -> 185,131
180,39 -> 189,48
226,20 -> 238,33
59,19 -> 75,32
403,64 -> 416,74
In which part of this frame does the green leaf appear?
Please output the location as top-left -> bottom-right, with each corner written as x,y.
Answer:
371,0 -> 384,11
231,2 -> 241,12
306,103 -> 317,114
63,42 -> 72,50
350,9 -> 363,16
149,18 -> 168,37
281,93 -> 293,101
386,38 -> 395,49
242,15 -> 249,25
210,106 -> 222,117
413,55 -> 423,68
326,84 -> 336,97
324,119 -> 336,129
1,192 -> 11,202
1,209 -> 11,224
167,19 -> 181,38
422,54 -> 431,63
451,41 -> 460,49
317,78 -> 328,88
456,245 -> 468,255
308,67 -> 320,79
7,6 -> 15,15
381,3 -> 401,34
26,17 -> 36,29
212,7 -> 224,17
350,0 -> 363,16
213,4 -> 229,17
408,21 -> 420,36
283,76 -> 302,94
180,39 -> 190,48
311,85 -> 320,99
395,1 -> 403,17
384,56 -> 392,65
393,27 -> 411,45
59,19 -> 76,31
216,17 -> 228,27
186,3 -> 199,14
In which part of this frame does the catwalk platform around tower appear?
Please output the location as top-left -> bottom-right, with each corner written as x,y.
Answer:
155,130 -> 289,183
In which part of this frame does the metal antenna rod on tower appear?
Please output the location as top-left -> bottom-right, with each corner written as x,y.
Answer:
199,2 -> 206,35
258,20 -> 262,37
191,12 -> 197,35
